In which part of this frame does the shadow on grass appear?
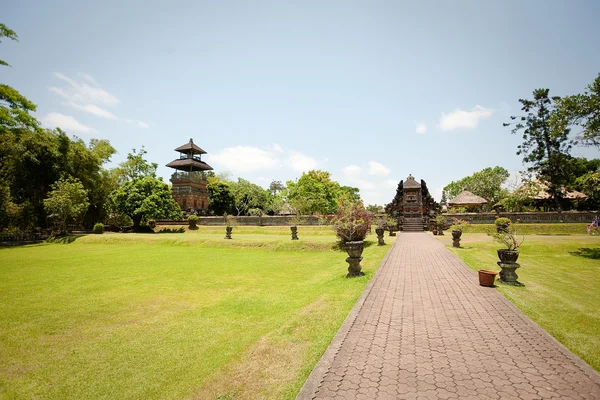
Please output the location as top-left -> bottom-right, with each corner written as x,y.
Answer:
569,247 -> 600,260
46,234 -> 86,244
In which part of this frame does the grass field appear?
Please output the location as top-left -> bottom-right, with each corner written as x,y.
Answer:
438,233 -> 600,372
0,227 -> 394,399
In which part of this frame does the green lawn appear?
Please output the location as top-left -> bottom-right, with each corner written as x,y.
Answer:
0,228 -> 393,400
441,233 -> 600,372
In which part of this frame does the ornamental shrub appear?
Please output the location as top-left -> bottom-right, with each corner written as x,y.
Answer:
495,217 -> 511,233
331,200 -> 372,243
93,223 -> 104,234
188,214 -> 199,229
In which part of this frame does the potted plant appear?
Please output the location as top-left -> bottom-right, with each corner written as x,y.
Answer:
331,201 -> 372,277
224,215 -> 236,239
289,214 -> 304,240
385,215 -> 398,236
450,218 -> 471,248
434,215 -> 447,236
490,224 -> 523,263
488,224 -> 524,285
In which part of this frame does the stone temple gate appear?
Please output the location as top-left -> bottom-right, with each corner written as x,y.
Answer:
386,174 -> 437,232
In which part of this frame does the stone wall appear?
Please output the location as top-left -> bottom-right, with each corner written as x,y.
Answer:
444,211 -> 598,224
155,215 -> 322,226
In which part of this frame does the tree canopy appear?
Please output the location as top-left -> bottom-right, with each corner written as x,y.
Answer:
443,167 -> 510,207
43,177 -> 89,234
286,170 -> 358,215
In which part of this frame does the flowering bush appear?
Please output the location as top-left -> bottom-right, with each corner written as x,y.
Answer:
330,200 -> 372,243
488,224 -> 524,251
450,218 -> 471,232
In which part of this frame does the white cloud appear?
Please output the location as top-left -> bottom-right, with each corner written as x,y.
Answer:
53,72 -> 119,105
69,103 -> 117,119
208,146 -> 280,174
271,143 -> 284,153
40,112 -> 95,133
357,180 -> 376,190
416,123 -> 427,134
287,152 -> 318,172
367,161 -> 391,176
439,105 -> 493,131
384,179 -> 398,189
342,165 -> 362,177
135,121 -> 149,129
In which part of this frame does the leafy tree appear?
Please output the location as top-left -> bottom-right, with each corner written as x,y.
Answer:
339,186 -> 361,202
287,170 -> 341,215
230,178 -> 271,216
108,176 -> 182,230
443,167 -> 510,207
504,89 -> 575,209
269,180 -> 285,196
552,73 -> 600,148
113,147 -> 157,183
43,177 -> 89,234
207,180 -> 235,215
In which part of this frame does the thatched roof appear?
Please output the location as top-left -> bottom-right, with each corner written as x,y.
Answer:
449,190 -> 488,206
175,139 -> 207,155
166,158 -> 213,172
521,180 -> 588,200
404,174 -> 421,189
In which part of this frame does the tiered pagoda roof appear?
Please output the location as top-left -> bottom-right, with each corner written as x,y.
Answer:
166,138 -> 213,172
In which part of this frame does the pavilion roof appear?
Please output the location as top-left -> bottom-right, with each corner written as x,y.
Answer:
404,174 -> 421,189
527,181 -> 588,200
175,139 -> 207,155
449,190 -> 488,206
166,158 -> 213,172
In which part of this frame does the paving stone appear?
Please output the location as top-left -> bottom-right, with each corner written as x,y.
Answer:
297,233 -> 600,399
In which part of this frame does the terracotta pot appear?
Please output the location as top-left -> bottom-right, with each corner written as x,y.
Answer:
478,270 -> 497,287
497,249 -> 519,263
432,229 -> 438,235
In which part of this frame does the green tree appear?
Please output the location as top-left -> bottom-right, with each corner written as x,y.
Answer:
338,186 -> 361,202
553,73 -> 600,148
443,167 -> 510,207
269,180 -> 285,196
504,89 -> 574,209
287,170 -> 341,215
207,180 -> 235,215
230,178 -> 271,216
108,176 -> 182,230
113,147 -> 157,183
43,177 -> 89,234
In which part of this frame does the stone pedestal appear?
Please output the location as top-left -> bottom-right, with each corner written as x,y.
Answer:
290,226 -> 299,240
375,228 -> 385,246
225,226 -> 233,239
497,262 -> 522,286
346,256 -> 365,277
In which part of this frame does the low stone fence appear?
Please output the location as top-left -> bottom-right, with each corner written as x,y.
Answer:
155,215 -> 322,226
0,231 -> 51,246
444,211 -> 599,224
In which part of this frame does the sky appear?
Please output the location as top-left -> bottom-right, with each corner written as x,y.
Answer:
3,0 -> 600,205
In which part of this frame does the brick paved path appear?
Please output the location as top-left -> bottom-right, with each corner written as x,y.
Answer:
297,233 -> 600,400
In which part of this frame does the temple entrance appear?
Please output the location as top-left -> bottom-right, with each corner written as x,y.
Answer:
386,174 -> 437,232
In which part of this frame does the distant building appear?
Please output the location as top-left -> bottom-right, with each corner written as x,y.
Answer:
166,139 -> 213,214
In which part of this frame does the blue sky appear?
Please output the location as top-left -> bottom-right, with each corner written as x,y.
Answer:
3,1 -> 599,205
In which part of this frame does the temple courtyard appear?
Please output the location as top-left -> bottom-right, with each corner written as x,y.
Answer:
0,228 -> 599,399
